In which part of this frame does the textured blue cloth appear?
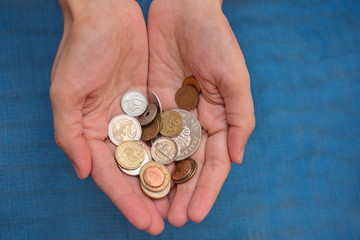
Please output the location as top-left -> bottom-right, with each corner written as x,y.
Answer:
1,0 -> 359,239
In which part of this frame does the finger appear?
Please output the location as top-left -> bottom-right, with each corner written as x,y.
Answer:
50,83 -> 91,179
188,130 -> 231,223
89,140 -> 152,231
167,132 -> 207,227
220,57 -> 255,164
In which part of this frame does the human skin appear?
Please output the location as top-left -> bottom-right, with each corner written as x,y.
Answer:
50,0 -> 255,235
147,0 -> 255,227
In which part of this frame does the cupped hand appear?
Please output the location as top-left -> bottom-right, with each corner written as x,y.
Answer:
50,0 -> 168,235
147,0 -> 255,226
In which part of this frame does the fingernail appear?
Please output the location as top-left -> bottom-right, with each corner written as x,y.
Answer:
72,162 -> 81,178
238,149 -> 245,164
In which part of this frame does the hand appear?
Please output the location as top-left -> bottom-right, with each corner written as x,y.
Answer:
50,0 -> 167,235
147,0 -> 255,226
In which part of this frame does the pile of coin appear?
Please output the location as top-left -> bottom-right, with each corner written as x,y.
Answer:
108,77 -> 202,199
175,76 -> 202,110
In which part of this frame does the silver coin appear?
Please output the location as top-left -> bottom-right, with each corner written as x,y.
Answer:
121,90 -> 148,116
151,137 -> 178,165
118,141 -> 151,176
108,114 -> 142,146
149,91 -> 162,113
172,109 -> 202,160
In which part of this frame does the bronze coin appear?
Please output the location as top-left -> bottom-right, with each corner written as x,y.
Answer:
138,104 -> 158,126
183,76 -> 202,94
141,114 -> 161,141
175,86 -> 200,111
173,158 -> 198,184
140,162 -> 170,192
144,166 -> 165,188
171,159 -> 192,181
160,110 -> 184,137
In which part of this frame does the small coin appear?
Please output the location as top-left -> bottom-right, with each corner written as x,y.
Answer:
175,86 -> 200,111
149,91 -> 162,113
141,114 -> 161,141
183,76 -> 202,94
151,137 -> 178,165
172,109 -> 202,160
160,110 -> 184,137
140,161 -> 170,192
108,114 -> 142,146
144,166 -> 165,188
172,158 -> 197,184
115,141 -> 145,170
140,181 -> 170,199
138,104 -> 158,126
118,141 -> 151,176
121,90 -> 147,116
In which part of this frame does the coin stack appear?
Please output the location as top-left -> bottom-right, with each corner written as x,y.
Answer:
108,77 -> 202,199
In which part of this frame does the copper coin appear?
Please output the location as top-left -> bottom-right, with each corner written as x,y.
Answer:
143,166 -> 165,188
175,86 -> 200,111
138,104 -> 158,126
140,162 -> 170,192
183,76 -> 202,94
172,158 -> 198,184
141,114 -> 161,141
171,159 -> 192,181
160,110 -> 184,137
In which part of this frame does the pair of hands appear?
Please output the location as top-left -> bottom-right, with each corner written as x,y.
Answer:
50,0 -> 255,235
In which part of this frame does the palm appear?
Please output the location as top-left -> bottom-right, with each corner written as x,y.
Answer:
148,0 -> 254,226
51,2 -> 167,234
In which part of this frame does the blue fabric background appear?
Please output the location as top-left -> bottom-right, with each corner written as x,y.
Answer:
1,0 -> 359,239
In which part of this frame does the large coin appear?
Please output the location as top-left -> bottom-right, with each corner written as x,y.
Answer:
175,86 -> 199,111
151,137 -> 178,165
140,181 -> 170,199
160,110 -> 184,137
121,90 -> 147,116
172,109 -> 202,160
115,141 -> 145,170
140,162 -> 170,192
108,114 -> 142,146
118,141 -> 151,176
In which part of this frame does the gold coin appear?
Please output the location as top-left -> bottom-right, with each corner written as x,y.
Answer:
140,161 -> 170,192
160,110 -> 184,137
183,76 -> 202,94
115,141 -> 145,170
175,86 -> 200,111
140,181 -> 170,199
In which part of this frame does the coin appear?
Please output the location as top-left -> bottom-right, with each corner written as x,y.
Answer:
149,91 -> 162,113
115,141 -> 145,170
140,162 -> 170,192
118,141 -> 151,176
108,114 -> 142,146
140,181 -> 170,199
183,76 -> 202,94
172,158 -> 197,184
138,104 -> 158,126
121,90 -> 147,116
172,109 -> 202,160
151,137 -> 178,165
175,86 -> 199,111
141,114 -> 161,141
160,110 -> 184,137
143,166 -> 165,188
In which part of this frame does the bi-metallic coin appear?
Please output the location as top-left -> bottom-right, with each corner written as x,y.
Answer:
108,114 -> 142,146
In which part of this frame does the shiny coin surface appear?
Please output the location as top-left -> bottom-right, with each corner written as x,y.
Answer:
140,181 -> 170,199
138,104 -> 158,126
172,109 -> 202,160
183,76 -> 202,94
140,162 -> 170,192
141,114 -> 161,141
115,141 -> 145,170
151,137 -> 178,165
149,91 -> 162,113
172,158 -> 197,184
160,110 -> 184,137
121,90 -> 147,116
118,141 -> 151,176
108,114 -> 142,146
175,86 -> 200,111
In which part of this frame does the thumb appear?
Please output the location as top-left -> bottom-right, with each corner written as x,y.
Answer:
50,82 -> 91,179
